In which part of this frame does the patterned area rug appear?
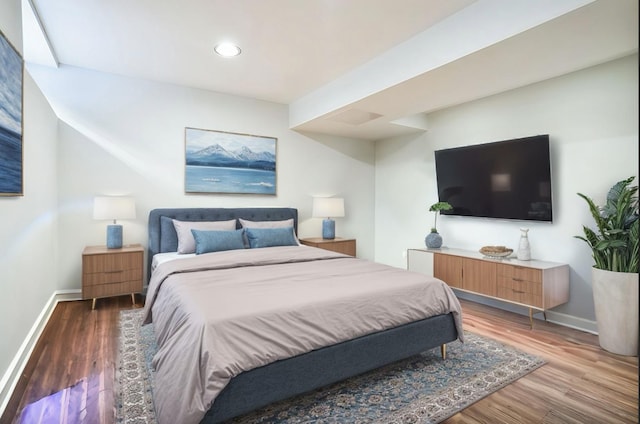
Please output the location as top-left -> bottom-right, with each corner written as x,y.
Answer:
116,309 -> 545,424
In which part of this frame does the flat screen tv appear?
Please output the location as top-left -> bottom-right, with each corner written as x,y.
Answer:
434,134 -> 552,222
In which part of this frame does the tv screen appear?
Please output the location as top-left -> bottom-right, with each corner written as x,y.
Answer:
434,135 -> 552,222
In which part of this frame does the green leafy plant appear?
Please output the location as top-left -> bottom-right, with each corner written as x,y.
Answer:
429,201 -> 453,233
575,176 -> 639,273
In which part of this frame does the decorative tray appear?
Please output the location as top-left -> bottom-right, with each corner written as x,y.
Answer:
479,246 -> 513,258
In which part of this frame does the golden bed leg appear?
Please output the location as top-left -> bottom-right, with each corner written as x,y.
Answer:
92,298 -> 96,310
131,293 -> 136,305
441,344 -> 447,359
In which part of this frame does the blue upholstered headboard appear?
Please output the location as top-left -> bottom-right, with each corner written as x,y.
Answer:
147,207 -> 298,280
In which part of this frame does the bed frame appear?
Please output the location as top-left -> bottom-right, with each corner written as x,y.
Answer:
147,208 -> 459,423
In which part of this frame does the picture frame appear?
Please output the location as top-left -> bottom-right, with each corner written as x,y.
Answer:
185,127 -> 277,195
0,29 -> 24,196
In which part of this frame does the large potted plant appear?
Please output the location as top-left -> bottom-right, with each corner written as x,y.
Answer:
575,176 -> 639,356
425,201 -> 452,249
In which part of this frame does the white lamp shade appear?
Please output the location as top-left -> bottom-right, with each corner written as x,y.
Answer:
312,197 -> 345,218
93,196 -> 136,222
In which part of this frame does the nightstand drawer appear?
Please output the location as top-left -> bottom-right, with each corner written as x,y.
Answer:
83,280 -> 143,300
83,268 -> 143,286
82,251 -> 143,273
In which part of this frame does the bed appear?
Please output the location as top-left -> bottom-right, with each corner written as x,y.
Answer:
143,207 -> 463,424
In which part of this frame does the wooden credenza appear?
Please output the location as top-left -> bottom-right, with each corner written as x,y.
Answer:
407,247 -> 569,327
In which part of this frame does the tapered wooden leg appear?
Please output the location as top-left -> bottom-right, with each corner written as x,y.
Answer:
131,293 -> 136,305
529,308 -> 534,329
92,298 -> 96,310
529,309 -> 548,330
441,344 -> 447,359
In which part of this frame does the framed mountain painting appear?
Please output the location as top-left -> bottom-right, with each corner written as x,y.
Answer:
0,29 -> 23,196
184,127 -> 277,195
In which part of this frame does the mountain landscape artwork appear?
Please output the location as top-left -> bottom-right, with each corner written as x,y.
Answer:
185,127 -> 277,194
0,30 -> 23,196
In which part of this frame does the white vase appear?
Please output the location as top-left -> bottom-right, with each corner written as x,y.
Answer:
517,228 -> 531,260
592,268 -> 639,356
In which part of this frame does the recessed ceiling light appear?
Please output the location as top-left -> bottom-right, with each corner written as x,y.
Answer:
214,42 -> 241,58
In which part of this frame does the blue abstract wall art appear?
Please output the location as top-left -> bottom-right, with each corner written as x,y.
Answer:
0,29 -> 23,196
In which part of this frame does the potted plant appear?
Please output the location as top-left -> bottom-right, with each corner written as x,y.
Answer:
425,201 -> 452,249
575,176 -> 639,356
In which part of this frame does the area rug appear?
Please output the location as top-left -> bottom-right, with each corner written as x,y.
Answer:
116,309 -> 545,424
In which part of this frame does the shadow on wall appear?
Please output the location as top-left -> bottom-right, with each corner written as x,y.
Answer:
296,130 -> 375,165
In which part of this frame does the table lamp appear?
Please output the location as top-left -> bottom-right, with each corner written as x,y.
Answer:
93,196 -> 136,249
312,197 -> 345,240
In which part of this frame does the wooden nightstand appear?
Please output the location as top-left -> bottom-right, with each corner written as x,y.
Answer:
299,237 -> 356,257
82,244 -> 144,309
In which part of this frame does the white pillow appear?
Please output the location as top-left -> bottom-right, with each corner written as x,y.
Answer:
172,219 -> 237,254
238,218 -> 299,244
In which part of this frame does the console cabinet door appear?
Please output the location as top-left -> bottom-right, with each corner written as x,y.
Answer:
434,253 -> 463,289
462,258 -> 497,297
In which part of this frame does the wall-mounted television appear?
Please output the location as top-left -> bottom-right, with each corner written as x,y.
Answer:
434,134 -> 552,222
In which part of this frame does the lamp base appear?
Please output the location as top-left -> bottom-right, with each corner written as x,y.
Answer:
107,224 -> 123,249
322,218 -> 336,240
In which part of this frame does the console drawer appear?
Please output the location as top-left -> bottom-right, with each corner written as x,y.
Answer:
497,275 -> 543,308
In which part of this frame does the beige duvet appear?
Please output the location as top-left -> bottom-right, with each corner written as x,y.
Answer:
142,245 -> 463,424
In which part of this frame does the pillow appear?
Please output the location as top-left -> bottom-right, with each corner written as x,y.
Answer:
239,218 -> 299,244
245,227 -> 299,249
238,218 -> 295,229
173,219 -> 237,254
191,229 -> 246,254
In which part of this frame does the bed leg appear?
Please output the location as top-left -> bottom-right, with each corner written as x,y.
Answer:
441,344 -> 447,359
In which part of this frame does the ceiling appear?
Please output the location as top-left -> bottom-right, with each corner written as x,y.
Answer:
24,0 -> 639,140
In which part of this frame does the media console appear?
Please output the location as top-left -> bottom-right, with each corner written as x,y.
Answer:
407,247 -> 569,328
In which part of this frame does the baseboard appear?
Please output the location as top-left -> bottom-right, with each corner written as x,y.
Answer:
455,291 -> 598,335
545,310 -> 598,334
0,289 -> 81,417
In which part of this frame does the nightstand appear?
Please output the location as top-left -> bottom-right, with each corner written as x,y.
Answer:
82,244 -> 144,309
299,237 -> 356,257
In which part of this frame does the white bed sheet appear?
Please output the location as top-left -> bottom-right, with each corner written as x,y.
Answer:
151,251 -> 195,273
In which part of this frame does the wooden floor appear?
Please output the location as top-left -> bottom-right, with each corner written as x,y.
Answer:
1,296 -> 637,424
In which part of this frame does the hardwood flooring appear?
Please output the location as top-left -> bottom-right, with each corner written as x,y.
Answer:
1,296 -> 142,424
1,296 -> 637,423
447,301 -> 638,424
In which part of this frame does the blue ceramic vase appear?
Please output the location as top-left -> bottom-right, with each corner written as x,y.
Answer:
425,231 -> 443,249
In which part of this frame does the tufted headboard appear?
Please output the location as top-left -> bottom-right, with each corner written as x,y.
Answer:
147,207 -> 298,280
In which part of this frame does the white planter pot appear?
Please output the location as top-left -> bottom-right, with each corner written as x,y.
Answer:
592,267 -> 639,356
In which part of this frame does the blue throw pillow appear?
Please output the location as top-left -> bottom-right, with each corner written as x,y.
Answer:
245,227 -> 298,249
191,229 -> 246,254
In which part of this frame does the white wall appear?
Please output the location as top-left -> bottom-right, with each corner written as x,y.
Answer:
27,64 -> 376,290
0,0 -> 59,408
375,54 -> 639,330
